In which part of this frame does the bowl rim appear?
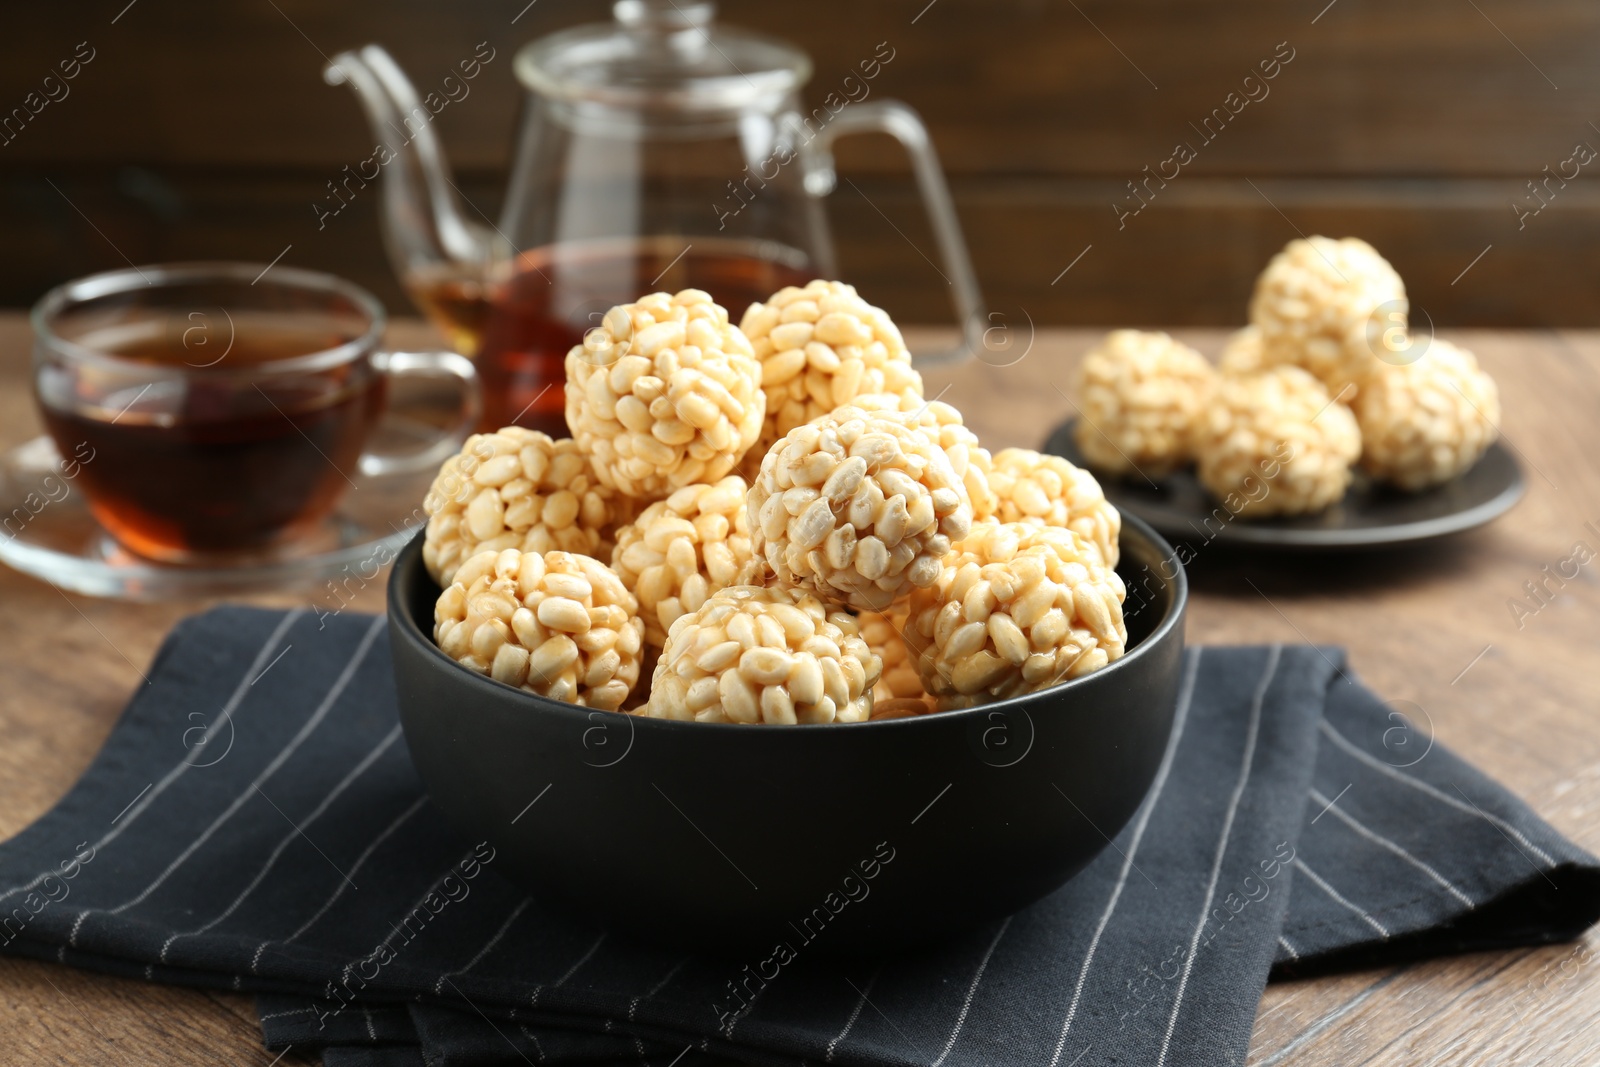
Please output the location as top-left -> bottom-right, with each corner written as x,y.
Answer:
388,511 -> 1187,731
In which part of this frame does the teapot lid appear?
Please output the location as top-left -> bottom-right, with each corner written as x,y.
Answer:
514,1 -> 811,113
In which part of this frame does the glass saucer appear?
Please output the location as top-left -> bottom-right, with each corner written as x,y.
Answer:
0,433 -> 436,600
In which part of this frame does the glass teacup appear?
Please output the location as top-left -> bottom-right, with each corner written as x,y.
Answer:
32,262 -> 478,563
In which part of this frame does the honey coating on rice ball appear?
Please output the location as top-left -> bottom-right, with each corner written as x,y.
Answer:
986,448 -> 1121,568
434,548 -> 646,711
740,280 -> 923,460
423,428 -> 634,586
610,476 -> 754,648
907,522 -> 1127,710
1355,339 -> 1500,491
1195,366 -> 1362,518
747,405 -> 973,613
1072,330 -> 1217,478
644,585 -> 882,724
859,609 -> 935,718
565,289 -> 764,500
1248,236 -> 1406,397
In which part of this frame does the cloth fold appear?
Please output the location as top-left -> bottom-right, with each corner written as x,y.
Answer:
0,607 -> 1594,1067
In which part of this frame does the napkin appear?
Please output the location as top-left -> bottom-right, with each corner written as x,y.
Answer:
0,607 -> 1595,1067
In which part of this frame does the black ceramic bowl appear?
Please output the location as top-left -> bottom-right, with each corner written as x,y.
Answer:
387,513 -> 1187,958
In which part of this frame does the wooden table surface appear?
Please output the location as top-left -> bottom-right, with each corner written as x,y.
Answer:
1,315 -> 1596,1065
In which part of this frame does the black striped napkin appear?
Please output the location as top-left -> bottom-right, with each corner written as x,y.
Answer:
0,607 -> 1595,1067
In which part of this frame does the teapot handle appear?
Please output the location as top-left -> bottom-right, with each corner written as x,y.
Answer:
802,101 -> 986,368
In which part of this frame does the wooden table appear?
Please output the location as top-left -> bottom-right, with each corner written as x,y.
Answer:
1,316 -> 1596,1065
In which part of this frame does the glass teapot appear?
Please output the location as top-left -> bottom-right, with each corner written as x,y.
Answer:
326,0 -> 984,435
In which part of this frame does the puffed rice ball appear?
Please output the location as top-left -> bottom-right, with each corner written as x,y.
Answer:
565,289 -> 764,500
610,476 -> 754,648
643,585 -> 882,724
1072,330 -> 1217,478
747,406 -> 973,612
1195,366 -> 1362,517
985,448 -> 1121,568
434,548 -> 646,711
1249,236 -> 1406,397
859,609 -> 934,718
849,391 -> 997,518
907,522 -> 1127,709
1217,326 -> 1266,377
423,428 -> 634,586
1355,339 -> 1500,490
741,280 -> 923,460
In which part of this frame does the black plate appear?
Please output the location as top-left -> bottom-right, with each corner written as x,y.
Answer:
386,515 -> 1187,958
1042,418 -> 1525,551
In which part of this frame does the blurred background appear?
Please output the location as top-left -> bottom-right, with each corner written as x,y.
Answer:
3,0 -> 1597,328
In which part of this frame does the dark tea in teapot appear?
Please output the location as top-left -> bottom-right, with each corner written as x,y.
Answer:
409,235 -> 814,436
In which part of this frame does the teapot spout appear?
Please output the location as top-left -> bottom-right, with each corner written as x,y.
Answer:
324,45 -> 490,284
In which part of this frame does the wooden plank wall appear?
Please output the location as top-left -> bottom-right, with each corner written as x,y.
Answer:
2,0 -> 1597,329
